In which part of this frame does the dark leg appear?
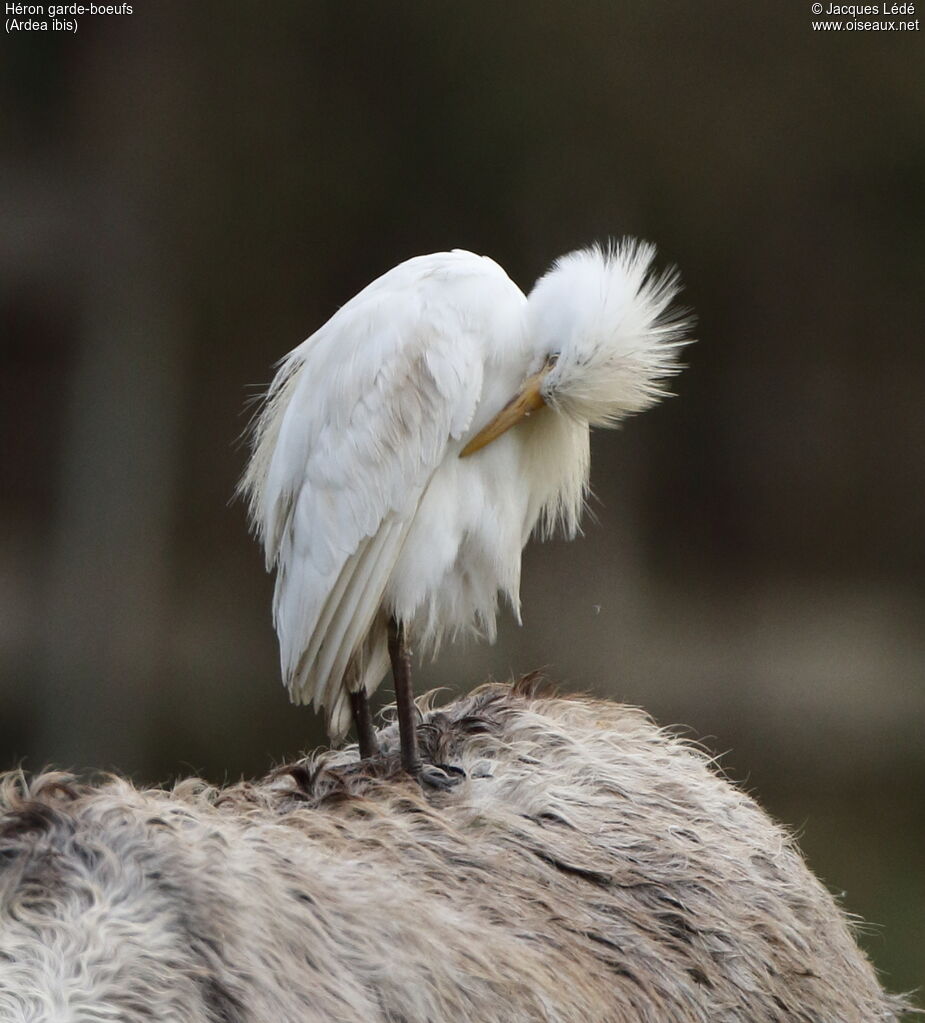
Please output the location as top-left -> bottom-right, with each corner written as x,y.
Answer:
387,617 -> 421,775
349,688 -> 378,760
387,617 -> 462,790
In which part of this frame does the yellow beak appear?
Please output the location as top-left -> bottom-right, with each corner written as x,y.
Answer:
459,365 -> 551,458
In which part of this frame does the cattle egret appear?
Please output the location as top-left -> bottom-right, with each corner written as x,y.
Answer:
240,242 -> 691,785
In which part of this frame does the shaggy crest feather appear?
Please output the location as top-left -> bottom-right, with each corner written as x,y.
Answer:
0,684 -> 911,1022
530,241 -> 691,427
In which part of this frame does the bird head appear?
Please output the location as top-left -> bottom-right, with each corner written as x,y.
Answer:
461,241 -> 691,456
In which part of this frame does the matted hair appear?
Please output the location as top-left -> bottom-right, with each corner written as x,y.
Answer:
0,679 -> 911,1022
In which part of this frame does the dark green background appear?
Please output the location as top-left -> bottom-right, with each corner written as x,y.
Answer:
2,1 -> 922,1000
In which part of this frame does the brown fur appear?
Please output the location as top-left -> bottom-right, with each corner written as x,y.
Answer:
0,679 -> 913,1021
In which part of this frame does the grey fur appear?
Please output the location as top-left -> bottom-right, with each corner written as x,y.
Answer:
0,679 -> 913,1021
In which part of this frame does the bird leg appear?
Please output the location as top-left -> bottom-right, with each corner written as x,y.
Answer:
387,617 -> 421,775
349,689 -> 379,760
387,617 -> 462,791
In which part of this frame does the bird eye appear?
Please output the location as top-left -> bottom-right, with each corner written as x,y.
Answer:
546,353 -> 559,368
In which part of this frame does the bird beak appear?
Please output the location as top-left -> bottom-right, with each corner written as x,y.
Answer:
460,364 -> 551,457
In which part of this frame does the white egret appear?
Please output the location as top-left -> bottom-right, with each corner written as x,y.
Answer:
240,241 -> 691,785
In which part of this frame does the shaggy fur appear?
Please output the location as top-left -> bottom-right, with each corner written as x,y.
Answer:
0,679 -> 912,1022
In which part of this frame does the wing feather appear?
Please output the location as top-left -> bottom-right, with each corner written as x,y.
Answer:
319,525 -> 406,715
241,255 -> 498,736
291,520 -> 402,701
313,517 -> 408,721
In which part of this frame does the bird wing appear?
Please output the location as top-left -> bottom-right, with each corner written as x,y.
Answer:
244,268 -> 488,738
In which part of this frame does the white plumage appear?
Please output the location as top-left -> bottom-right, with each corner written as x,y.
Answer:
240,241 -> 690,743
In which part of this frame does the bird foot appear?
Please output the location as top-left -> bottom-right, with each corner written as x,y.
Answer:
416,762 -> 466,791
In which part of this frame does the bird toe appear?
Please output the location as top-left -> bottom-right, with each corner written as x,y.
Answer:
418,763 -> 465,791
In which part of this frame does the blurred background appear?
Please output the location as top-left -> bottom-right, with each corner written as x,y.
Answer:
2,0 -> 923,998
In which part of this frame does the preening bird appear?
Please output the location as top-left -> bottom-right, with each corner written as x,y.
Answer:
240,241 -> 691,785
